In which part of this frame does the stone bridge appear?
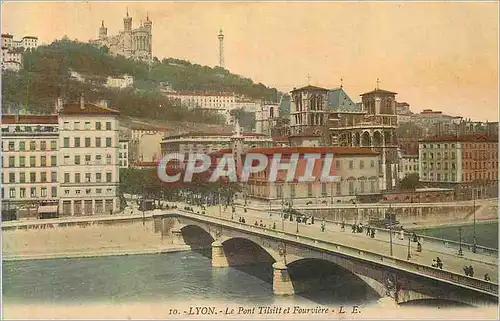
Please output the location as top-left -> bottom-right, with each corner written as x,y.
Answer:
153,210 -> 498,307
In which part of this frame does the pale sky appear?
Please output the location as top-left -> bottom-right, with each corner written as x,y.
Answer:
1,1 -> 498,121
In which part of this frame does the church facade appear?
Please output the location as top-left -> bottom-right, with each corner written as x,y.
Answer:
90,10 -> 152,61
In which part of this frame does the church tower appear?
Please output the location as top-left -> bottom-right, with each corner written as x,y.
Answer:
143,13 -> 153,59
124,8 -> 132,32
99,20 -> 107,40
231,118 -> 244,178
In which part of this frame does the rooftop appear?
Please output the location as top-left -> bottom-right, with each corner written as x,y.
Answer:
420,134 -> 499,143
291,85 -> 329,93
60,102 -> 119,115
246,146 -> 379,156
164,130 -> 268,140
360,88 -> 397,96
1,114 -> 58,124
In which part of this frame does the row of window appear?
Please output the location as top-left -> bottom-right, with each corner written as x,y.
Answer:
4,155 -> 57,168
421,172 -> 457,181
464,151 -> 497,159
3,140 -> 57,152
63,172 -> 114,183
62,137 -> 113,148
422,143 -> 456,149
4,171 -> 57,184
422,143 -> 497,149
62,154 -> 113,165
118,152 -> 128,159
273,180 -> 379,198
463,161 -> 498,170
63,188 -> 114,196
119,160 -> 128,167
422,152 -> 456,160
63,121 -> 112,131
3,186 -> 56,199
463,172 -> 498,181
421,162 -> 456,171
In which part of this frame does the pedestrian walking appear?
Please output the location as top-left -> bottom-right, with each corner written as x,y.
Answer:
417,242 -> 422,252
370,229 -> 375,238
468,265 -> 474,277
485,273 -> 491,281
464,266 -> 470,276
399,228 -> 405,240
366,227 -> 371,236
436,257 -> 443,269
341,221 -> 345,231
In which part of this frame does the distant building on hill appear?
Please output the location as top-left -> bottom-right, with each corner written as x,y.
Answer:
89,9 -> 152,61
1,33 -> 38,71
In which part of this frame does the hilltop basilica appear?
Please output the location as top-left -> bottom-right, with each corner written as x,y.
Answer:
90,9 -> 152,61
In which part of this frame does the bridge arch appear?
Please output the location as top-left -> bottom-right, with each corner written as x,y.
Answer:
285,256 -> 386,298
219,237 -> 280,266
180,225 -> 215,248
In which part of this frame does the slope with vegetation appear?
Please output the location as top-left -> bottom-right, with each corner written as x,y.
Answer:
2,38 -> 279,124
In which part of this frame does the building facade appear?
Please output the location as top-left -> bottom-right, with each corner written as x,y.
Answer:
118,139 -> 130,168
161,129 -> 273,159
418,134 -> 498,200
240,147 -> 381,203
89,10 -> 152,61
1,33 -> 38,71
1,115 -> 59,218
398,153 -> 419,181
58,97 -> 121,216
329,87 -> 400,191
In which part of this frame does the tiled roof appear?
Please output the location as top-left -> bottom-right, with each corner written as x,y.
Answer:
289,129 -> 322,138
360,88 -> 397,96
166,92 -> 236,97
60,102 -> 119,115
129,124 -> 169,131
291,85 -> 329,93
327,88 -> 361,112
1,114 -> 58,124
247,146 -> 379,156
164,131 -> 268,139
419,134 -> 499,143
1,34 -> 13,38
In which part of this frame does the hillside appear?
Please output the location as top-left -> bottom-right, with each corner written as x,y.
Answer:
1,38 -> 279,124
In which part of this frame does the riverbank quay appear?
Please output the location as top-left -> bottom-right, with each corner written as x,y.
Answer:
2,211 -> 189,261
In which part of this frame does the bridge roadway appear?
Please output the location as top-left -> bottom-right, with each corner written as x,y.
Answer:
175,202 -> 498,285
163,206 -> 498,305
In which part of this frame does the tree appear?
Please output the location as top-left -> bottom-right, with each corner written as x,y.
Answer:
400,173 -> 420,191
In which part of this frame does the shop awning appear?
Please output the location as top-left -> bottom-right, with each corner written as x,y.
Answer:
37,205 -> 58,214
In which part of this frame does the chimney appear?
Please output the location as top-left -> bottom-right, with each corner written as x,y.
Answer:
54,96 -> 63,113
80,94 -> 85,110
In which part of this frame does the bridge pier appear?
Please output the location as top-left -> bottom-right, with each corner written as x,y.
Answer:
273,262 -> 294,296
211,240 -> 229,267
171,228 -> 185,245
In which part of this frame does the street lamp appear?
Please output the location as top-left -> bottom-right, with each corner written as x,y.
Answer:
389,205 -> 393,256
281,195 -> 285,231
407,235 -> 411,260
218,191 -> 222,217
296,215 -> 299,234
472,190 -> 477,253
458,227 -> 464,256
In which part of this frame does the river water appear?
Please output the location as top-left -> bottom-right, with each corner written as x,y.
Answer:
413,221 -> 498,249
2,250 -> 376,307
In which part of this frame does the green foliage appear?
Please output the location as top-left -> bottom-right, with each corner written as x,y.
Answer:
2,39 -> 277,123
397,122 -> 425,138
230,107 -> 256,131
399,172 -> 420,191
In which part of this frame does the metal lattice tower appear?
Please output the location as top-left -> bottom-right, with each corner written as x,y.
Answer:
218,28 -> 224,68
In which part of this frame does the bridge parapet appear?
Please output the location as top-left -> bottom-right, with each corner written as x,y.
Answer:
153,210 -> 499,299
